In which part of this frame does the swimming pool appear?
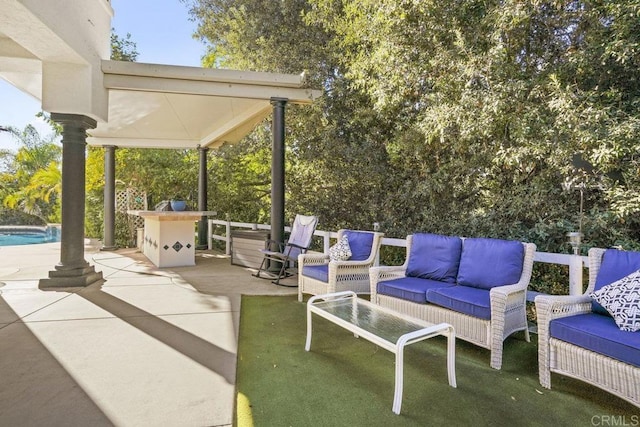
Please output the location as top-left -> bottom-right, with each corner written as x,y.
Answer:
0,226 -> 61,246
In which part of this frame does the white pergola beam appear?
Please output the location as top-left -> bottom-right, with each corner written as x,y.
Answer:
103,74 -> 318,105
102,60 -> 307,88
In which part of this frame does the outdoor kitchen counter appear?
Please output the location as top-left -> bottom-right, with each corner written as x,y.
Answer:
127,210 -> 216,268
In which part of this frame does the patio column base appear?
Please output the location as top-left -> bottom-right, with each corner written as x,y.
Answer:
39,265 -> 103,288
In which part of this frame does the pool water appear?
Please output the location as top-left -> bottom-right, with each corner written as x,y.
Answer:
0,226 -> 61,246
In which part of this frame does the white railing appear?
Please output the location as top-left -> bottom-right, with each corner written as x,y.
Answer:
207,219 -> 588,296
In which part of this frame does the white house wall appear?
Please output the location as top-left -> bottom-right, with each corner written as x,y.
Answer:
0,0 -> 112,121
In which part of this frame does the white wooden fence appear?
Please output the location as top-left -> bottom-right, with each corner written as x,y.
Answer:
207,219 -> 588,296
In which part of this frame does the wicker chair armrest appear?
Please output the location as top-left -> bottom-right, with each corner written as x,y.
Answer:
369,266 -> 408,299
490,282 -> 527,297
534,293 -> 593,386
369,265 -> 408,281
326,261 -> 373,287
329,260 -> 373,276
298,252 -> 329,266
330,258 -> 374,268
535,294 -> 593,324
488,283 -> 527,316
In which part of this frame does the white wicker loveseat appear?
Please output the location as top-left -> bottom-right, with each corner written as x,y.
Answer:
298,229 -> 384,302
535,247 -> 640,407
370,233 -> 536,370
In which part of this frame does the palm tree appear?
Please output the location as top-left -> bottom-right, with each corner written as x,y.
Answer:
1,124 -> 62,222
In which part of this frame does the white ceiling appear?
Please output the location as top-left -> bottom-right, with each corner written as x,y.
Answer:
89,60 -> 321,149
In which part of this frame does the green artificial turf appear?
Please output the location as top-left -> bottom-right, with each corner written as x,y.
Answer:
235,295 -> 638,426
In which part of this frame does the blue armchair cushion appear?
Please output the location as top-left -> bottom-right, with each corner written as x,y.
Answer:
406,233 -> 462,283
590,269 -> 640,332
592,249 -> 640,315
377,277 -> 455,304
301,265 -> 328,283
426,286 -> 492,320
456,238 -> 524,290
550,313 -> 640,368
343,230 -> 374,261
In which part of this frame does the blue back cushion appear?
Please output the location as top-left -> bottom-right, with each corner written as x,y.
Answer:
343,230 -> 374,261
457,238 -> 525,289
592,249 -> 640,315
406,233 -> 462,283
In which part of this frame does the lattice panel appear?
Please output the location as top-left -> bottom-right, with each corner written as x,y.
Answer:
117,188 -> 147,228
116,188 -> 147,211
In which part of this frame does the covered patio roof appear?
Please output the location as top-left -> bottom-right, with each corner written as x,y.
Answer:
0,0 -> 321,287
89,60 -> 321,149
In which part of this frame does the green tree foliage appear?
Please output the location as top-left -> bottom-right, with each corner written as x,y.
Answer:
183,0 -> 640,294
0,125 -> 61,222
110,30 -> 139,62
185,0 -> 392,231
302,0 -> 640,251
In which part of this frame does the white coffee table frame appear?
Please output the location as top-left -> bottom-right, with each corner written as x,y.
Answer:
306,291 -> 456,414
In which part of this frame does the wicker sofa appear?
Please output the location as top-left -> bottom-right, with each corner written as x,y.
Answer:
298,229 -> 384,302
370,233 -> 536,370
535,247 -> 640,407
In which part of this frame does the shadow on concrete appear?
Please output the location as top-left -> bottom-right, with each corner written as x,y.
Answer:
0,294 -> 113,426
77,285 -> 236,385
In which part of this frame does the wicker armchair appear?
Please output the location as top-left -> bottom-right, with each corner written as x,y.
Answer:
535,247 -> 640,407
298,229 -> 384,302
370,234 -> 535,370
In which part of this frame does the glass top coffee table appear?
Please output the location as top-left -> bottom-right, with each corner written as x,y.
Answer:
306,291 -> 456,414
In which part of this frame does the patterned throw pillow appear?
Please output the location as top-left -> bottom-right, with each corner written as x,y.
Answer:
590,269 -> 640,332
329,235 -> 352,261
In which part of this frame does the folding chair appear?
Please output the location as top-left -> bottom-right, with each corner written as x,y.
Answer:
253,214 -> 318,286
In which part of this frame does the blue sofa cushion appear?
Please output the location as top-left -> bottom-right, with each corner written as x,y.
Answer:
377,277 -> 455,304
457,238 -> 524,290
426,286 -> 492,320
343,230 -> 374,261
550,313 -> 640,368
406,233 -> 462,283
302,265 -> 328,283
592,249 -> 640,315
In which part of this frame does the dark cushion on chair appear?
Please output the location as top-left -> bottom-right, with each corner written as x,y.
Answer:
550,313 -> 640,368
377,277 -> 455,304
406,233 -> 462,283
301,265 -> 328,283
426,286 -> 492,320
592,249 -> 640,316
457,238 -> 524,290
343,230 -> 374,261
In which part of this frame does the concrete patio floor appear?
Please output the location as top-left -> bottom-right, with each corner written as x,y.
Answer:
0,240 -> 297,427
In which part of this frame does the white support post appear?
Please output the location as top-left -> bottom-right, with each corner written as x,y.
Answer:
569,255 -> 584,295
225,218 -> 231,255
207,219 -> 212,250
373,222 -> 381,266
323,231 -> 331,253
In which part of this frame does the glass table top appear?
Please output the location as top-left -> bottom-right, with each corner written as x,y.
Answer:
311,297 -> 434,344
